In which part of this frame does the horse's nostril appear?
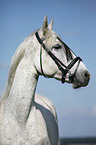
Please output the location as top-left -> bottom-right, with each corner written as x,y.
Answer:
84,71 -> 90,79
85,72 -> 88,77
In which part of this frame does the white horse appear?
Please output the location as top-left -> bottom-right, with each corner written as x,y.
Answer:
0,16 -> 90,145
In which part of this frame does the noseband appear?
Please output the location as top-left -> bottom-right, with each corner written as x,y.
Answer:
35,32 -> 82,84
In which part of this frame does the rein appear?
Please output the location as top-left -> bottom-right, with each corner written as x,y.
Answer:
35,31 -> 82,84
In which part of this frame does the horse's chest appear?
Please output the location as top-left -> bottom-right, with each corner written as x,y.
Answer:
0,109 -> 50,145
26,105 -> 50,144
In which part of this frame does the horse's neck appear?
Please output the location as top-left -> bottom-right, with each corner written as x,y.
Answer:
6,56 -> 38,125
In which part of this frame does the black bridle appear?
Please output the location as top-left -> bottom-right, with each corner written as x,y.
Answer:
35,31 -> 82,84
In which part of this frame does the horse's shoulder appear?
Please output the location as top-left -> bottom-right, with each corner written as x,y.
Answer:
35,94 -> 57,120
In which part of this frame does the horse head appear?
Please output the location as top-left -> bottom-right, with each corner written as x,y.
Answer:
34,16 -> 90,89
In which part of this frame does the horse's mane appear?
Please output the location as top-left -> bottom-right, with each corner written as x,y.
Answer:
1,43 -> 26,100
1,32 -> 35,101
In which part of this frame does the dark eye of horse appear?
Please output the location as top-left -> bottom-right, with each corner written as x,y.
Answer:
53,44 -> 62,49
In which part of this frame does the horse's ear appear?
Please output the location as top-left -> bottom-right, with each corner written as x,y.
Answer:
48,18 -> 53,30
42,15 -> 48,35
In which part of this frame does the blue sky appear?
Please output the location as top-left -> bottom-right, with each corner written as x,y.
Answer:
0,0 -> 96,137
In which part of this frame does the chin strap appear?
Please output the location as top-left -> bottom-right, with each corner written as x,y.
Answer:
35,31 -> 82,84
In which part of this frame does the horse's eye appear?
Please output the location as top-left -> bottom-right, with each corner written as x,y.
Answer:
53,44 -> 62,49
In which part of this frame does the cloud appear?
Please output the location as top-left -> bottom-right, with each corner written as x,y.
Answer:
58,105 -> 96,118
63,31 -> 78,36
0,90 -> 3,98
91,106 -> 96,116
58,104 -> 95,118
0,63 -> 9,69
